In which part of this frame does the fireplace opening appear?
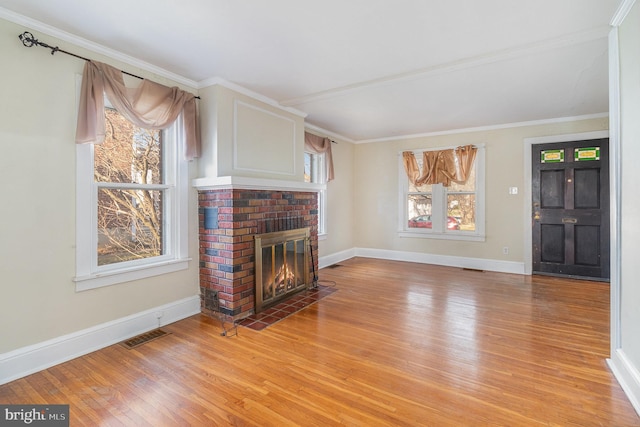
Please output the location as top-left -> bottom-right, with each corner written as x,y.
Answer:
255,228 -> 310,313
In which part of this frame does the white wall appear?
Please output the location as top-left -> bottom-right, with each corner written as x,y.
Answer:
0,18 -> 200,357
197,84 -> 306,181
609,0 -> 640,414
619,0 -> 640,368
314,135 -> 355,261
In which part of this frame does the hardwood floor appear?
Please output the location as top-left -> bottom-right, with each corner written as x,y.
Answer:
1,257 -> 638,426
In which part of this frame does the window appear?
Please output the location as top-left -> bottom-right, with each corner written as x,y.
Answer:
95,107 -> 165,265
304,152 -> 327,235
399,145 -> 485,241
75,102 -> 189,291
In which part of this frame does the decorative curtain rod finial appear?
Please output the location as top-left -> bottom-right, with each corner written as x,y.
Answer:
19,31 -> 59,55
19,31 -> 92,62
18,31 -> 36,47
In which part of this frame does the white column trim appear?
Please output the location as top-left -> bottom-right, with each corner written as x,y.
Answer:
608,26 -> 622,354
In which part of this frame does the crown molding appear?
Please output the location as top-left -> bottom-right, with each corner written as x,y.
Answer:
0,7 -> 199,89
198,76 -> 308,118
304,123 -> 354,144
611,0 -> 637,26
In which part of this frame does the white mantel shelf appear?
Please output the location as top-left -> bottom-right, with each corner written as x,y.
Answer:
192,176 -> 324,192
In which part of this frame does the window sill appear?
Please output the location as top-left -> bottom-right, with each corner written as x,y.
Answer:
397,231 -> 485,242
74,258 -> 191,291
318,233 -> 328,241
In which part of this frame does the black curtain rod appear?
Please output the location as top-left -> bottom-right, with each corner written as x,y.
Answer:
18,31 -> 200,99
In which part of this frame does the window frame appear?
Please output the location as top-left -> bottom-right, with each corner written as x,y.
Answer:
304,151 -> 327,237
398,144 -> 485,242
74,107 -> 190,291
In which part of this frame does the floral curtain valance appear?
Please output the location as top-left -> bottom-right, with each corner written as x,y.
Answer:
304,132 -> 335,182
75,61 -> 200,160
402,145 -> 477,187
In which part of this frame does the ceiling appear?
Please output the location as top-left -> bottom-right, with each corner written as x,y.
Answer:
0,1 -> 619,142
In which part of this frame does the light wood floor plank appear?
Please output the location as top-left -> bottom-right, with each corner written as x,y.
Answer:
1,257 -> 638,426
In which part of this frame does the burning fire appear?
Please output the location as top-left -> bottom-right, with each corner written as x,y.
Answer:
274,264 -> 296,292
264,264 -> 297,299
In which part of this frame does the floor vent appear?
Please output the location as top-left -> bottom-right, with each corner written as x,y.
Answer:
121,329 -> 170,349
326,264 -> 343,269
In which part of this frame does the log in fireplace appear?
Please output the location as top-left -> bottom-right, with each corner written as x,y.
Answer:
254,228 -> 310,313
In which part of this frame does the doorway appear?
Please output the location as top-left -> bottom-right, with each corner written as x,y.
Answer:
531,138 -> 610,280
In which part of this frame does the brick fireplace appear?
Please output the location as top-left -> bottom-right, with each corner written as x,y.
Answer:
196,178 -> 319,321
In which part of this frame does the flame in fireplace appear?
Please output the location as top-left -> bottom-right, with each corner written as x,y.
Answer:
274,264 -> 296,293
263,265 -> 297,299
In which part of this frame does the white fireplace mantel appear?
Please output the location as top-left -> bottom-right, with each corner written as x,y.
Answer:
192,176 -> 324,192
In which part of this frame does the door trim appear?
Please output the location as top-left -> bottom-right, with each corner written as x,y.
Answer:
523,130 -> 609,275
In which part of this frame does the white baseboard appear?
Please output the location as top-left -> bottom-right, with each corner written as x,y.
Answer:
318,248 -> 357,269
608,349 -> 640,417
0,295 -> 200,385
351,247 -> 526,275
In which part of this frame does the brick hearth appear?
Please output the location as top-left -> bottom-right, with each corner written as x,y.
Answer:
198,188 -> 318,320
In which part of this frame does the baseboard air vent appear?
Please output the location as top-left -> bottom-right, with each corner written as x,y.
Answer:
120,329 -> 170,349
